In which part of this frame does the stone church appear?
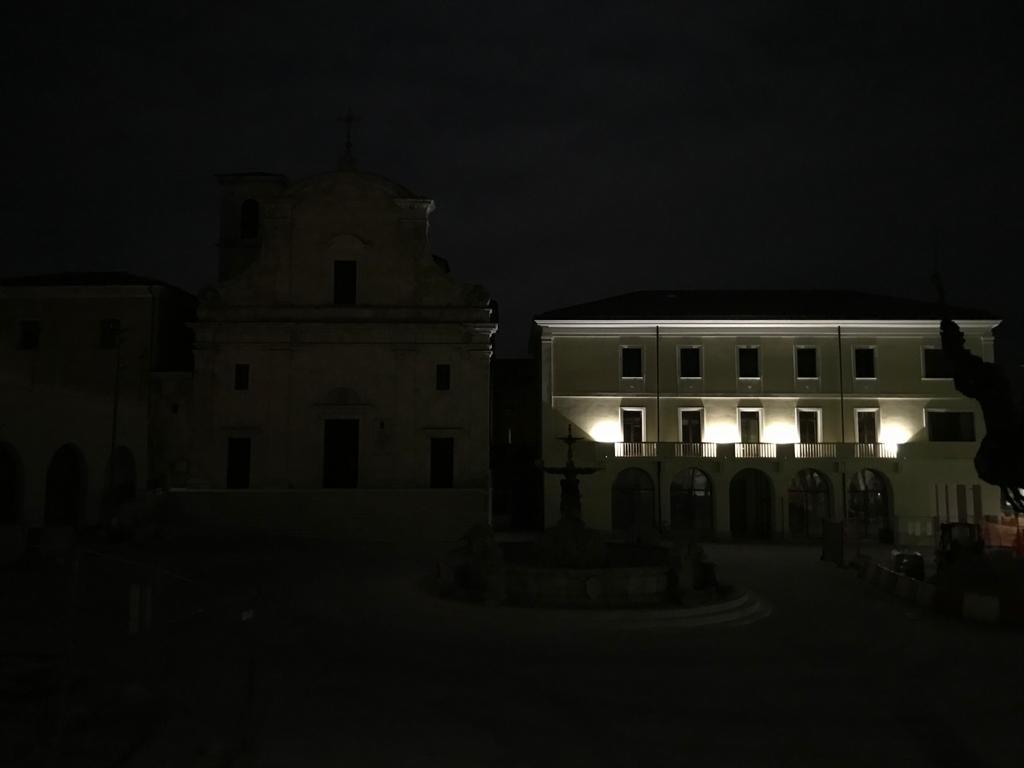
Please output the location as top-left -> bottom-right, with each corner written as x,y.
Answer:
181,161 -> 497,539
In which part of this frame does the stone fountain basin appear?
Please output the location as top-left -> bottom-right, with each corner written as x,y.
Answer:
504,563 -> 670,607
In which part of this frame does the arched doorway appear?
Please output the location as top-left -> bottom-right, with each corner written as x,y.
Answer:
0,443 -> 23,525
670,468 -> 714,537
730,468 -> 773,539
45,444 -> 87,527
611,468 -> 655,534
104,446 -> 137,525
788,469 -> 831,538
849,469 -> 892,541
108,446 -> 137,505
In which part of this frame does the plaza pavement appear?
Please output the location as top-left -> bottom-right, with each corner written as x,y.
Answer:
114,536 -> 1024,768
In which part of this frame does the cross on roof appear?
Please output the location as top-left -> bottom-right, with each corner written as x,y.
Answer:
337,108 -> 359,170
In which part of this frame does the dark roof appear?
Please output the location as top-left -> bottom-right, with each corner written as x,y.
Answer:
0,271 -> 192,293
535,290 -> 998,322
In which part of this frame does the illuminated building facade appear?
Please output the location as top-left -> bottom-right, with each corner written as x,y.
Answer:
535,291 -> 1000,545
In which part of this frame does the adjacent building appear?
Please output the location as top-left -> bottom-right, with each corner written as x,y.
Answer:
0,273 -> 195,533
535,290 -> 1000,545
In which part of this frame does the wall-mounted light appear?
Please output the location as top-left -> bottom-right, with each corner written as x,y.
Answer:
763,421 -> 799,444
704,420 -> 740,444
587,418 -> 622,443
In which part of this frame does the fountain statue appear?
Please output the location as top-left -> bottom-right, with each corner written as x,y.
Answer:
541,425 -> 601,523
536,425 -> 606,567
936,274 -> 1024,511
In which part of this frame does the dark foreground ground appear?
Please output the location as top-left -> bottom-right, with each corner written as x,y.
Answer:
4,535 -> 1023,767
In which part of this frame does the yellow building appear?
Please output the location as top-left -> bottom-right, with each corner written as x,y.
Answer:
535,290 -> 1000,546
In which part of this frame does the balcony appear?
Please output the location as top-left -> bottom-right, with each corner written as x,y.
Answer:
614,442 -> 658,458
794,442 -> 838,459
673,442 -> 718,459
600,441 -> 903,461
853,442 -> 898,460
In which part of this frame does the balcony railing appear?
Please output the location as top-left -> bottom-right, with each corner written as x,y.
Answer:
614,442 -> 658,458
794,442 -> 839,459
673,442 -> 718,459
734,442 -> 777,459
854,442 -> 898,459
605,441 -> 901,461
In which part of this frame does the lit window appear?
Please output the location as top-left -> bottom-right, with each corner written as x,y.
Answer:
333,261 -> 357,305
240,199 -> 260,239
856,410 -> 879,443
621,347 -> 643,378
797,409 -> 820,443
926,411 -> 976,442
679,409 -> 702,442
234,364 -> 250,391
430,437 -> 454,488
621,408 -> 645,442
854,348 -> 876,379
923,348 -> 953,379
679,347 -> 701,378
738,347 -> 760,378
99,318 -> 120,349
436,364 -> 451,391
796,347 -> 818,379
17,320 -> 41,350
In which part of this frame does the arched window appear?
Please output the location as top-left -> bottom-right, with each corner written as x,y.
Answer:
788,469 -> 831,538
730,468 -> 773,539
670,468 -> 714,536
849,469 -> 892,541
611,468 -> 655,534
240,199 -> 260,239
0,443 -> 23,525
45,444 -> 87,527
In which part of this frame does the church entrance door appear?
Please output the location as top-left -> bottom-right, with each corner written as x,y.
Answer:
323,419 -> 359,488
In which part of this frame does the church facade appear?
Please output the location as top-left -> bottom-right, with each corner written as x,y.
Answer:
535,290 -> 1001,546
181,167 -> 497,540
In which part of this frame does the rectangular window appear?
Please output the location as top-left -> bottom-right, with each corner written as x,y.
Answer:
926,411 -> 976,442
430,437 -> 454,488
922,348 -> 953,379
234,363 -> 250,391
854,347 -> 876,379
797,409 -> 820,443
796,347 -> 818,379
99,318 -> 121,349
226,437 -> 251,489
738,347 -> 760,379
323,419 -> 359,488
621,408 -> 645,442
739,409 -> 761,443
436,363 -> 451,391
333,260 -> 357,305
679,409 -> 703,443
856,410 -> 879,443
621,346 -> 643,378
679,347 -> 701,378
16,320 -> 40,350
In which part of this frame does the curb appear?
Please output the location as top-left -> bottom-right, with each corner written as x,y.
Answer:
856,559 -> 1023,627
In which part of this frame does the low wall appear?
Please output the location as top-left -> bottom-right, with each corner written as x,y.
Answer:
160,488 -> 490,544
505,565 -> 669,607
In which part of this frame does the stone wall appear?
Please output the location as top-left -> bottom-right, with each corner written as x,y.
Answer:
160,488 -> 490,543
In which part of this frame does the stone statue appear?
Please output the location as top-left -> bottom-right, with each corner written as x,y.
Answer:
936,275 -> 1024,511
536,425 -> 607,567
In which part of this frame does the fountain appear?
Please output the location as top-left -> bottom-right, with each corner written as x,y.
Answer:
438,425 -> 731,607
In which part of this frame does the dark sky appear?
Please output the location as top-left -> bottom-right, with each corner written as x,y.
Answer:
3,1 -> 1023,360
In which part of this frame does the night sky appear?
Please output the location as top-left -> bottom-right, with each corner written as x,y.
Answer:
4,2 -> 1022,360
